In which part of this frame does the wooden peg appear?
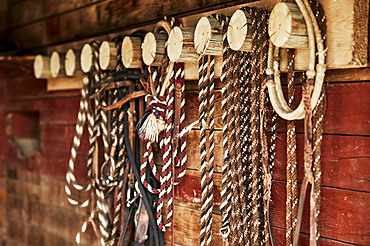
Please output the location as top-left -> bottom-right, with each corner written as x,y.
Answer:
121,36 -> 142,69
80,43 -> 93,73
194,16 -> 223,56
50,51 -> 65,78
65,49 -> 83,77
268,2 -> 308,49
168,26 -> 198,63
99,41 -> 118,70
34,55 -> 51,79
228,9 -> 252,51
141,32 -> 167,66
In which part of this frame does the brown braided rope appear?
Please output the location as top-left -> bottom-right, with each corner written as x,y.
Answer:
286,49 -> 299,246
249,8 -> 263,244
311,1 -> 326,244
227,50 -> 246,245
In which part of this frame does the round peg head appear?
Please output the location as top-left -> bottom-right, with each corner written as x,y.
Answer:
99,41 -> 117,70
268,2 -> 308,48
65,49 -> 76,76
34,55 -> 51,79
99,41 -> 111,70
80,43 -> 93,73
228,10 -> 251,51
168,26 -> 183,62
121,36 -> 142,68
142,32 -> 157,66
194,17 -> 212,54
50,51 -> 61,78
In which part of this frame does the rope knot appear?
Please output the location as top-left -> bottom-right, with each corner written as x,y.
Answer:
137,96 -> 167,143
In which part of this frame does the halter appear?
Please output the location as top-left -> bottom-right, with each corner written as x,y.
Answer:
137,17 -> 188,235
265,0 -> 326,245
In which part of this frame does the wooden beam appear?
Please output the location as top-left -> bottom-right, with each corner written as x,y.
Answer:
8,0 -> 369,70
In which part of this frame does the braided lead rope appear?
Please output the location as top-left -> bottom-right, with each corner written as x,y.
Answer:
65,76 -> 91,207
250,8 -> 265,244
311,1 -> 326,244
240,51 -> 252,244
198,54 -> 209,246
159,60 -> 175,231
226,50 -> 244,245
235,51 -> 248,245
204,54 -> 215,246
258,10 -> 272,245
244,8 -> 259,245
219,15 -> 232,244
286,49 -> 298,246
109,111 -> 127,246
260,80 -> 271,246
108,38 -> 128,246
90,41 -> 112,245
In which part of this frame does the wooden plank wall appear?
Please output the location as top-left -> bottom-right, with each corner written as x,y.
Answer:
1,63 -> 369,246
0,59 -> 98,246
1,0 -> 369,246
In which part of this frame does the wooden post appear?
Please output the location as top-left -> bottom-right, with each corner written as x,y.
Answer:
50,51 -> 65,78
99,41 -> 118,70
34,55 -> 51,79
80,43 -> 93,73
141,32 -> 167,66
228,9 -> 252,51
168,26 -> 198,63
268,2 -> 308,49
121,36 -> 142,69
65,49 -> 83,77
194,16 -> 223,56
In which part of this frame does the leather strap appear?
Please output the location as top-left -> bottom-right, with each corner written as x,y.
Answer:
172,82 -> 182,152
123,105 -> 163,246
100,91 -> 148,111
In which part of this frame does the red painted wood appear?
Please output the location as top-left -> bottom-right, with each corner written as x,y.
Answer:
270,181 -> 370,245
276,83 -> 370,136
40,124 -> 105,158
273,226 -> 357,246
40,152 -> 89,183
6,76 -> 46,99
11,112 -> 39,138
273,133 -> 370,192
171,172 -> 370,245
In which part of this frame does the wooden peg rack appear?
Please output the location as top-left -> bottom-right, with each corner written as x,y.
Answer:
33,0 -> 368,91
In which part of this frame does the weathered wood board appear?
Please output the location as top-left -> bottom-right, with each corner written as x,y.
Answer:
8,0 -> 369,72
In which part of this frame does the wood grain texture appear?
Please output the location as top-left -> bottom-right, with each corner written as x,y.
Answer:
2,57 -> 370,245
8,0 -> 369,70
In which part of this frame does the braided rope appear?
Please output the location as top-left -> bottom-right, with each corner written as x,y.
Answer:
199,55 -> 209,246
205,54 -> 215,246
107,38 -> 128,246
227,50 -> 246,245
259,10 -> 271,245
311,1 -> 326,244
90,41 -> 112,245
286,49 -> 298,246
244,8 -> 259,245
137,18 -> 188,234
159,60 -> 175,231
65,76 -> 90,207
219,15 -> 232,243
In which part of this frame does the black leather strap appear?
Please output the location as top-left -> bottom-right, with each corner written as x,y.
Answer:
123,104 -> 164,246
